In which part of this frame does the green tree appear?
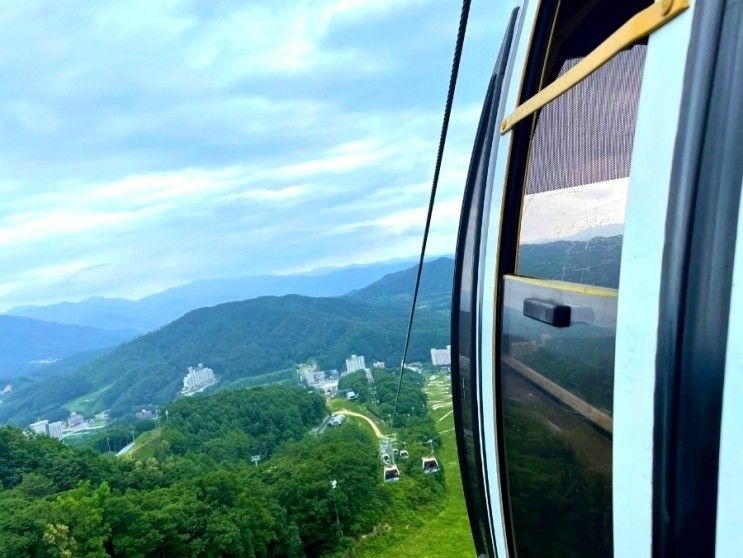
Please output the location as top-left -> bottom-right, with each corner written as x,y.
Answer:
46,482 -> 111,558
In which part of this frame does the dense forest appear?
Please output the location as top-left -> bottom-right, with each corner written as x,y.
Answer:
347,257 -> 453,311
0,383 -> 445,557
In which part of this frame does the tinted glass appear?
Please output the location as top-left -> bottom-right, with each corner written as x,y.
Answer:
500,0 -> 650,555
501,276 -> 615,556
516,46 -> 646,290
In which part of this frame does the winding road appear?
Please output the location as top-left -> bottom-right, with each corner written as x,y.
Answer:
334,409 -> 384,439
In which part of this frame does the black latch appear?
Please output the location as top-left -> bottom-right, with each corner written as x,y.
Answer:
523,298 -> 571,327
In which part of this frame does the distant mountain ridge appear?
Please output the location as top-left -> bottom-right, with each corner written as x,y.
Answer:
0,315 -> 134,379
7,259 -> 417,333
519,235 -> 622,289
348,257 -> 454,310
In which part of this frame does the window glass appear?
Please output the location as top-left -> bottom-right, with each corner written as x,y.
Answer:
516,42 -> 646,290
502,276 -> 615,556
499,0 -> 650,556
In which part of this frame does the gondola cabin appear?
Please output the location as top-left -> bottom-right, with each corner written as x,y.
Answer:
422,457 -> 440,475
384,466 -> 401,483
449,0 -> 743,557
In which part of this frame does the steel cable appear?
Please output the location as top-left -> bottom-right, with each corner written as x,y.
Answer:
391,0 -> 472,427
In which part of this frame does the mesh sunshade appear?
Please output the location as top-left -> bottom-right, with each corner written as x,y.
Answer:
524,45 -> 646,195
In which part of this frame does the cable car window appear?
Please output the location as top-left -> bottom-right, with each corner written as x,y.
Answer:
516,15 -> 647,290
500,0 -> 650,556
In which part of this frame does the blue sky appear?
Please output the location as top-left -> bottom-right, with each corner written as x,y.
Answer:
0,0 -> 511,310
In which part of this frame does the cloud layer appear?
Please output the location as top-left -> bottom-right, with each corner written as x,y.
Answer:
0,0 -> 510,310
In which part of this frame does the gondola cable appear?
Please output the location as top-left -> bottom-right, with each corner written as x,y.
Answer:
391,0 -> 472,428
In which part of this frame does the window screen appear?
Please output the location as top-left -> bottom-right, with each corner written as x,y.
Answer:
516,23 -> 647,290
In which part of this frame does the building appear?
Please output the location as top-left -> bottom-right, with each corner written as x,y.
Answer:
329,414 -> 346,427
47,421 -> 63,439
430,345 -> 452,367
181,364 -> 216,395
136,409 -> 156,420
345,354 -> 366,374
67,412 -> 84,427
302,369 -> 326,386
372,361 -> 385,369
29,420 -> 48,435
297,363 -> 318,375
28,419 -> 63,439
510,340 -> 538,358
320,380 -> 338,396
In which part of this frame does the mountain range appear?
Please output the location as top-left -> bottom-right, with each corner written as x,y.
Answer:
0,232 -> 623,427
0,258 -> 454,425
0,316 -> 134,379
6,258 -> 421,333
348,256 -> 453,310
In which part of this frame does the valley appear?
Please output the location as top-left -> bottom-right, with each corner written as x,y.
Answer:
0,259 -> 454,428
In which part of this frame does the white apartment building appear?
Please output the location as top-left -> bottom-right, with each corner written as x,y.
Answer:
182,364 -> 216,394
372,361 -> 385,369
29,420 -> 48,435
345,354 -> 366,374
47,421 -> 64,439
430,345 -> 452,367
28,419 -> 63,439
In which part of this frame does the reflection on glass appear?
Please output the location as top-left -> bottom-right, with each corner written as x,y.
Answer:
500,275 -> 615,557
517,178 -> 626,289
515,45 -> 647,290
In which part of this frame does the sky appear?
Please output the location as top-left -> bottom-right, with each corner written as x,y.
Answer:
0,0 -> 512,310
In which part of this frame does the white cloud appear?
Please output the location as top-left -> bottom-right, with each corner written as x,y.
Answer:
0,0 -> 512,309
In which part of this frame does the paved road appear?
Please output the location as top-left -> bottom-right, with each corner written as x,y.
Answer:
335,409 -> 383,439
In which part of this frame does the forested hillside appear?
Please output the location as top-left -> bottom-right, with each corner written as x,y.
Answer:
0,295 -> 448,424
0,385 -> 444,557
349,257 -> 454,310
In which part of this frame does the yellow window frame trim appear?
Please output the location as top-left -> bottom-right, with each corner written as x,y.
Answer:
500,0 -> 690,134
506,274 -> 618,298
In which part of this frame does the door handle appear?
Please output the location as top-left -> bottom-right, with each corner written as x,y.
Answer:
523,298 -> 571,327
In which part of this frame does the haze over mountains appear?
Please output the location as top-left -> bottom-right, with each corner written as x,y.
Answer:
6,258 -> 420,333
0,258 -> 455,426
0,234 -> 622,427
348,256 -> 453,310
0,316 -> 133,378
